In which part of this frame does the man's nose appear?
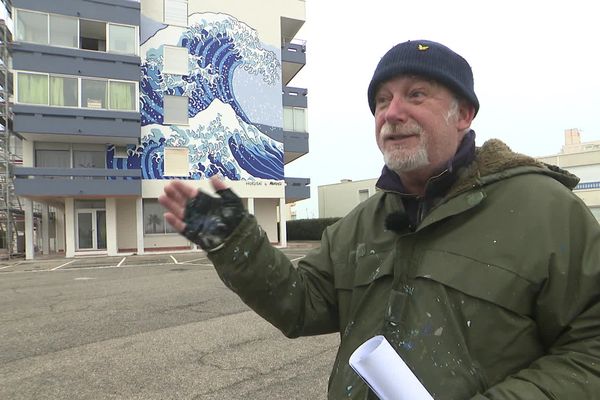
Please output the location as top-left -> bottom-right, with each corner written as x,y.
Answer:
383,96 -> 409,124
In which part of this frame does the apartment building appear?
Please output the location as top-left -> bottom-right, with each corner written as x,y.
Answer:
319,130 -> 600,222
9,0 -> 309,259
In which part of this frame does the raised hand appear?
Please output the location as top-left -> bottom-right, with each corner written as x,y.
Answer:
158,176 -> 246,251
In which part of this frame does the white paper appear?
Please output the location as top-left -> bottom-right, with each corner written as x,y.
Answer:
349,335 -> 434,400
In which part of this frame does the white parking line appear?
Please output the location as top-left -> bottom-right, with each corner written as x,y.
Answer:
0,264 -> 15,270
170,255 -> 178,264
180,257 -> 207,264
116,257 -> 126,267
290,256 -> 305,262
51,260 -> 76,271
178,262 -> 214,267
2,261 -> 194,274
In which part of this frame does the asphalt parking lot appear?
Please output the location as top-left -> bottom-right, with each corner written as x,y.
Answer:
0,242 -> 341,400
0,242 -> 318,272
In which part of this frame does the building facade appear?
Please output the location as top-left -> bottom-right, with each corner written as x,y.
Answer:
318,178 -> 377,218
319,130 -> 600,222
8,0 -> 309,259
537,129 -> 600,221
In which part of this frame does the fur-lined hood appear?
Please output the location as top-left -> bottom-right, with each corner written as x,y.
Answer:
448,139 -> 579,198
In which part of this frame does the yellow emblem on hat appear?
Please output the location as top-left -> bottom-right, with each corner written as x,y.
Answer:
417,44 -> 429,51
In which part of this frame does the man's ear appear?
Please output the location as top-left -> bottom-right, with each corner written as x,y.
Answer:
457,100 -> 475,131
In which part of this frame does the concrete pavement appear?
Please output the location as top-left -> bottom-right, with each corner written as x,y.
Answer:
0,242 -> 340,399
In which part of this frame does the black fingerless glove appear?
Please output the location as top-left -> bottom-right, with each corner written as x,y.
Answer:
182,188 -> 246,251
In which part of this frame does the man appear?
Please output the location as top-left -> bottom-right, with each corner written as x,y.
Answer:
159,40 -> 600,399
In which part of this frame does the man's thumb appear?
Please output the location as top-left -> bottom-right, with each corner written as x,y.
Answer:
209,175 -> 228,192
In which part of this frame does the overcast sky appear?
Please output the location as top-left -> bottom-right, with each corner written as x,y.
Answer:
285,0 -> 600,218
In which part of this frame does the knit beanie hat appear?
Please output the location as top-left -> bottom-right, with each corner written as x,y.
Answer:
367,40 -> 479,115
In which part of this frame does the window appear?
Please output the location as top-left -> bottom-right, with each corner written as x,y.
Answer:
75,199 -> 105,209
164,95 -> 189,124
35,150 -> 70,168
359,189 -> 369,202
283,108 -> 293,130
109,24 -> 136,55
73,150 -> 105,180
17,72 -> 48,105
17,72 -> 136,110
143,199 -> 177,234
15,9 -> 137,55
50,76 -> 78,107
293,108 -> 306,132
80,19 -> 106,51
73,150 -> 105,168
164,0 -> 188,26
164,147 -> 189,176
50,14 -> 78,48
283,107 -> 306,132
163,46 -> 189,75
82,79 -> 108,109
16,9 -> 48,44
35,143 -> 108,171
114,146 -> 128,158
35,143 -> 71,178
109,81 -> 136,111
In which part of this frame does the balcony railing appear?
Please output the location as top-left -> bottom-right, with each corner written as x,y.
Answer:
13,167 -> 141,197
12,104 -> 140,139
283,130 -> 308,164
283,86 -> 307,108
575,181 -> 600,190
282,40 -> 306,63
285,176 -> 310,203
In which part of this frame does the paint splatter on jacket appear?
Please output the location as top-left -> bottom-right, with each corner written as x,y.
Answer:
208,138 -> 600,399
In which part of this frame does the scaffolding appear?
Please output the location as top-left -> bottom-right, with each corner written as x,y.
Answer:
0,0 -> 21,259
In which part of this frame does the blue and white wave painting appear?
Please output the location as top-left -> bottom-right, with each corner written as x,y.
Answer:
139,12 -> 283,181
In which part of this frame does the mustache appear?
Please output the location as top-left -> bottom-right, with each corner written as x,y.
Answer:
380,122 -> 423,138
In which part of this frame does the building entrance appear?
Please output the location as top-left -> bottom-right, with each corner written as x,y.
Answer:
76,209 -> 106,250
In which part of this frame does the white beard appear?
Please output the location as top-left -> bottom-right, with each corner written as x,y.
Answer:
380,122 -> 429,173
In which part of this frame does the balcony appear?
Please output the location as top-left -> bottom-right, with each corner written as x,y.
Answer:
13,104 -> 140,142
13,166 -> 141,197
283,86 -> 307,108
281,40 -> 305,85
12,0 -> 140,26
11,42 -> 140,82
283,130 -> 308,164
285,177 -> 310,203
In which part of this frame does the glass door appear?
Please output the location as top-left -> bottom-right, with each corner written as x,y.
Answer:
77,211 -> 93,249
76,209 -> 106,250
96,210 -> 106,249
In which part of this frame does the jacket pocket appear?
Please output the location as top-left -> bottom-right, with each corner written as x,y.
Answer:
334,249 -> 394,289
353,250 -> 394,287
415,249 -> 536,316
334,249 -> 394,335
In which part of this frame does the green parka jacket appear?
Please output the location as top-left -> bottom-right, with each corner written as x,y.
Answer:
209,139 -> 600,399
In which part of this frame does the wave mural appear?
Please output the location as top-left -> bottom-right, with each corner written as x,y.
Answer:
138,12 -> 284,181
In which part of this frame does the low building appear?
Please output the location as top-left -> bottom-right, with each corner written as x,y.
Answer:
537,129 -> 600,221
318,178 -> 377,218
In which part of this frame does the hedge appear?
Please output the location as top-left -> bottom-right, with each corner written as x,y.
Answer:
286,217 -> 341,241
